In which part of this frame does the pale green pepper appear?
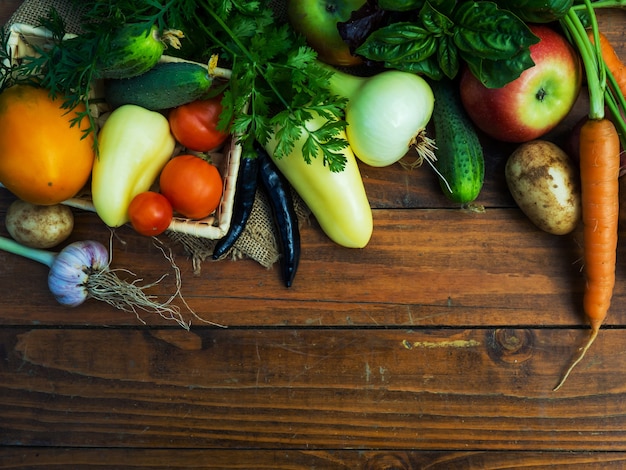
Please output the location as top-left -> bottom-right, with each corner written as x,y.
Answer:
91,104 -> 175,227
264,112 -> 373,248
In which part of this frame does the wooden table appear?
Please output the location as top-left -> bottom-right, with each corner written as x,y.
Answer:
3,2 -> 626,468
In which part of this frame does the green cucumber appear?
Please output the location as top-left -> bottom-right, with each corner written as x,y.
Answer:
431,78 -> 485,204
104,61 -> 213,110
95,24 -> 165,79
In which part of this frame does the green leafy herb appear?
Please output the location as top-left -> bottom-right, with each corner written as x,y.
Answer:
6,0 -> 349,170
32,9 -> 105,143
494,0 -> 574,24
186,1 -> 349,169
355,1 -> 540,88
0,27 -> 39,91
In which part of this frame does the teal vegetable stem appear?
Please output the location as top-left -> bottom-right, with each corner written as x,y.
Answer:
0,235 -> 56,267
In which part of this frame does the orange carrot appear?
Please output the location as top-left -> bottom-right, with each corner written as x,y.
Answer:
553,117 -> 621,391
587,30 -> 626,99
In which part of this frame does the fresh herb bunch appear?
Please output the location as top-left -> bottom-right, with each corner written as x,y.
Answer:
344,0 -> 541,88
7,0 -> 350,171
187,1 -> 350,171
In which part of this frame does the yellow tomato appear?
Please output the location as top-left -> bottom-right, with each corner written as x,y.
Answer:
0,85 -> 95,205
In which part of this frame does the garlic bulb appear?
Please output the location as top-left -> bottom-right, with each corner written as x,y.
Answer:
0,234 -> 219,329
48,240 -> 109,307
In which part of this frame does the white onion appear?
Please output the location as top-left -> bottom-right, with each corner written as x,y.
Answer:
325,65 -> 435,167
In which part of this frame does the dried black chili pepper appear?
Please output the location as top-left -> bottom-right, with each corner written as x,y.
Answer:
255,142 -> 301,288
212,153 -> 260,260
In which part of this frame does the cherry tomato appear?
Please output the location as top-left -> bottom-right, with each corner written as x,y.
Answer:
159,154 -> 223,219
168,95 -> 230,152
128,191 -> 173,236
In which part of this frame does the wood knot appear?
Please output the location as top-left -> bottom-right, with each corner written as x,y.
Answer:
363,452 -> 412,470
487,328 -> 534,364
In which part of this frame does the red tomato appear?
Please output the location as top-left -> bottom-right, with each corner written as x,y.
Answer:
128,191 -> 173,236
159,154 -> 223,219
168,96 -> 230,152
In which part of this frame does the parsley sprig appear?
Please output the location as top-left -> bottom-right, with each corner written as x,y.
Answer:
190,1 -> 350,171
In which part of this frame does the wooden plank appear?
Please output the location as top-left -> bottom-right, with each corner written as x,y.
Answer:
1,3 -> 626,469
2,449 -> 626,469
0,207 -> 607,328
4,200 -> 626,328
2,327 -> 626,451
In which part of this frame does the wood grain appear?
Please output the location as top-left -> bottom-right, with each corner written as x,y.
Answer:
2,2 -> 626,468
0,206 -> 601,328
4,327 -> 626,449
3,449 -> 626,469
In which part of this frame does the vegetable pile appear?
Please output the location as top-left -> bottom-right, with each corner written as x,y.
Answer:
0,0 -> 625,389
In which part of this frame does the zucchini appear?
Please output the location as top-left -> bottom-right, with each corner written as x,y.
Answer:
104,62 -> 213,110
95,24 -> 166,79
431,78 -> 485,204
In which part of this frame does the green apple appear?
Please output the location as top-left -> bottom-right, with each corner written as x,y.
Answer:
286,0 -> 366,67
459,24 -> 582,143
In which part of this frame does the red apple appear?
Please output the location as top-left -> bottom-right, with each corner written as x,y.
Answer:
459,24 -> 582,143
286,0 -> 366,67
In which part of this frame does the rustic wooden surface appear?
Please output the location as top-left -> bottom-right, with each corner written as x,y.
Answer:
2,2 -> 626,468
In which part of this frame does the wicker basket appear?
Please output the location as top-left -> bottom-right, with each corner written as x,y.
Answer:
6,23 -> 243,240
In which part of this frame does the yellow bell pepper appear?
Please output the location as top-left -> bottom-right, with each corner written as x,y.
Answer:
265,112 -> 373,248
91,104 -> 175,227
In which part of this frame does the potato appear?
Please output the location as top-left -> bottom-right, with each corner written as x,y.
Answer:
5,200 -> 74,248
505,140 -> 581,235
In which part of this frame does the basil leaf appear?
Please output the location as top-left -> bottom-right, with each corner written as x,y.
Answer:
424,0 -> 455,17
356,22 -> 437,63
389,55 -> 443,81
462,47 -> 535,88
453,1 -> 539,60
419,1 -> 454,35
437,35 -> 459,79
354,0 -> 539,87
493,0 -> 573,23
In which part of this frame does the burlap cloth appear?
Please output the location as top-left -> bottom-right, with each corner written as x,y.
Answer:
7,0 -> 310,273
8,0 -> 289,34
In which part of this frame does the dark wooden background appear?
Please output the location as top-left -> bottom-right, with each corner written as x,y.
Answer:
3,1 -> 626,468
